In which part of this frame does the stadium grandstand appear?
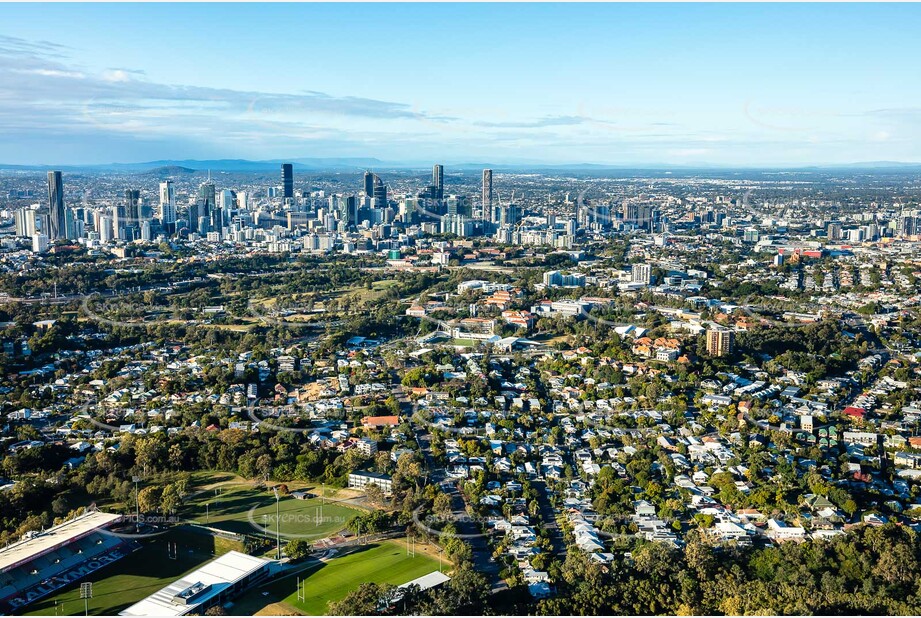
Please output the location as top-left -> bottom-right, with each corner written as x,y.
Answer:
119,551 -> 271,616
0,510 -> 136,614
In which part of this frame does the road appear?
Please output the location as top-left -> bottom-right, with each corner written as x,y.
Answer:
396,385 -> 504,591
531,480 -> 566,557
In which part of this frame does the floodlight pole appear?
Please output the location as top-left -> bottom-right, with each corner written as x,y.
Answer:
80,582 -> 92,617
132,476 -> 141,532
273,487 -> 281,560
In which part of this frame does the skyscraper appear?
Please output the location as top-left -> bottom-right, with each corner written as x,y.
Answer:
482,169 -> 493,220
281,163 -> 294,199
623,202 -> 660,231
446,195 -> 470,217
432,164 -> 444,200
199,181 -> 216,233
14,207 -> 38,237
364,171 -> 374,198
111,205 -> 124,240
372,176 -> 388,206
98,214 -> 113,244
47,171 -> 65,240
187,203 -> 199,234
124,189 -> 141,223
341,195 -> 357,226
499,203 -> 520,228
159,181 -> 176,226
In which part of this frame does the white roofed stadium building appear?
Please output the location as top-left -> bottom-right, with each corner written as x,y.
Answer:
119,551 -> 271,616
0,510 -> 134,614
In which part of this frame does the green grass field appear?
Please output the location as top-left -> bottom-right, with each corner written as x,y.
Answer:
334,279 -> 399,303
23,528 -> 242,616
449,338 -> 480,347
179,484 -> 362,541
236,541 -> 441,615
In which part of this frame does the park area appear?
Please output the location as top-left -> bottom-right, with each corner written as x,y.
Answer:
179,478 -> 364,542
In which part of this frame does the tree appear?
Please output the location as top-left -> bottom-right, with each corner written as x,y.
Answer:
160,483 -> 183,514
134,437 -> 164,476
137,486 -> 163,513
328,582 -> 395,615
256,454 -> 273,481
434,492 -> 453,518
435,564 -> 489,613
51,495 -> 69,516
365,484 -> 385,506
285,539 -> 312,561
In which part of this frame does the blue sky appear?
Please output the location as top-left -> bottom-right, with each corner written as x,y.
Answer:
2,3 -> 920,166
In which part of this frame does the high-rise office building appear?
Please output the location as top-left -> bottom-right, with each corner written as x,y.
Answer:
446,195 -> 470,217
706,329 -> 735,357
281,163 -> 294,199
32,233 -> 49,253
218,189 -> 235,211
47,171 -> 65,240
111,205 -> 124,240
499,203 -> 520,228
140,220 -> 152,242
372,176 -> 388,206
64,208 -> 78,240
200,182 -> 216,211
98,215 -> 113,244
340,195 -> 357,226
623,202 -> 658,231
159,181 -> 176,226
199,181 -> 216,234
124,189 -> 141,223
14,207 -> 38,238
364,171 -> 374,198
214,189 -> 234,231
482,169 -> 493,219
432,164 -> 444,201
440,214 -> 472,237
185,203 -> 196,233
631,263 -> 652,285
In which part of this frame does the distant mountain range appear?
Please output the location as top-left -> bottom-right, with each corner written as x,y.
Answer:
2,158 -> 921,173
0,158 -> 389,173
122,158 -> 389,172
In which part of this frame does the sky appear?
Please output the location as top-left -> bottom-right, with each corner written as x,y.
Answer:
2,2 -> 921,167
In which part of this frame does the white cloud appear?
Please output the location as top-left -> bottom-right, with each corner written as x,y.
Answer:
24,68 -> 85,79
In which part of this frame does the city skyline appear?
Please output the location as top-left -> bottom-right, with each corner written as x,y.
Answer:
2,3 -> 921,166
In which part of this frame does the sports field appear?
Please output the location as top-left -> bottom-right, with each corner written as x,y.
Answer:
235,540 -> 441,615
180,484 -> 362,541
23,528 -> 241,616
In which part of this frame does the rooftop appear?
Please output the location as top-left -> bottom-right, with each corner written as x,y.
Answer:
0,510 -> 122,573
119,551 -> 269,616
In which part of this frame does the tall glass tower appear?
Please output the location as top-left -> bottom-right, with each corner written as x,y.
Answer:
47,170 -> 65,240
482,169 -> 493,221
432,164 -> 444,200
281,163 -> 294,199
